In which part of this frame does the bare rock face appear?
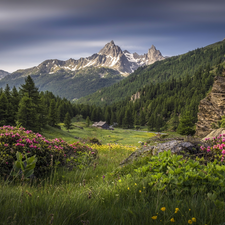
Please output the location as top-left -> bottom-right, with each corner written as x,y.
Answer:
195,76 -> 225,137
130,91 -> 141,101
147,45 -> 165,64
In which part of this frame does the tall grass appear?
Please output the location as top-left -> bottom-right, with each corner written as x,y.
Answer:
1,143 -> 225,225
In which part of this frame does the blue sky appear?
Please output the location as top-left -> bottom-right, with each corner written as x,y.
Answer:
1,0 -> 225,72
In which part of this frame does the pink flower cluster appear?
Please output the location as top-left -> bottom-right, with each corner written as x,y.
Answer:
202,134 -> 225,162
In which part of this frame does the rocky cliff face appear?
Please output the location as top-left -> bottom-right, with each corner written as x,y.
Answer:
195,76 -> 225,137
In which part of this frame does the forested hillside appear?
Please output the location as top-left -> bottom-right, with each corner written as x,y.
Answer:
0,67 -> 123,101
78,40 -> 225,106
79,64 -> 221,132
0,76 -> 76,131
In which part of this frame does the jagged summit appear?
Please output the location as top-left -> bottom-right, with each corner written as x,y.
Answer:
98,40 -> 123,58
8,41 -> 165,77
148,45 -> 164,64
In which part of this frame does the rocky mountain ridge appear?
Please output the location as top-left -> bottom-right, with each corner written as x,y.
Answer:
9,41 -> 165,77
0,70 -> 10,80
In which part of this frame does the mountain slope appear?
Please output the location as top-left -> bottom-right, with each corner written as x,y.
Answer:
0,67 -> 122,100
78,39 -> 225,106
0,41 -> 164,99
0,70 -> 10,80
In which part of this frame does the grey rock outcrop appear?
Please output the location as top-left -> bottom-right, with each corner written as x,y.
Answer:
195,76 -> 225,137
147,45 -> 165,64
120,140 -> 201,165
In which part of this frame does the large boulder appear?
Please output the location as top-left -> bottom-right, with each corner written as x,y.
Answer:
120,140 -> 203,165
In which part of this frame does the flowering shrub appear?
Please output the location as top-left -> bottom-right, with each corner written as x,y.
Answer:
201,134 -> 225,162
0,126 -> 97,178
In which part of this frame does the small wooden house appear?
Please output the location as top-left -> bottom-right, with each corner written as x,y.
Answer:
92,121 -> 110,129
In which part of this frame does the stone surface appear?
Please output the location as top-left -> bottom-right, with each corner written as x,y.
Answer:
202,128 -> 225,140
120,140 -> 202,165
195,76 -> 225,138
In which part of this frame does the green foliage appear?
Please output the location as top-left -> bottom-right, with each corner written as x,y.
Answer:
118,150 -> 225,195
85,116 -> 90,127
176,111 -> 195,135
0,126 -> 97,178
64,112 -> 72,131
220,115 -> 225,128
17,95 -> 39,132
48,99 -> 58,127
12,152 -> 37,178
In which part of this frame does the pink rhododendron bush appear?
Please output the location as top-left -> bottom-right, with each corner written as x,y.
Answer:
0,126 -> 97,178
201,134 -> 225,162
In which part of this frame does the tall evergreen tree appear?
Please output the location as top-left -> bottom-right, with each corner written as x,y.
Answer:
64,112 -> 72,131
48,99 -> 58,127
86,116 -> 91,127
176,111 -> 195,135
17,95 -> 38,132
0,93 -> 8,126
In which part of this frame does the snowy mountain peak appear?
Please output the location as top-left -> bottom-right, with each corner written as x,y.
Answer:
98,41 -> 123,58
11,41 -> 165,77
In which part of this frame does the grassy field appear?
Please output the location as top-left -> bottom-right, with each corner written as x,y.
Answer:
1,124 -> 225,225
41,121 -> 156,146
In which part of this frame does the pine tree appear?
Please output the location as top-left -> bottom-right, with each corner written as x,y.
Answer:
19,76 -> 43,130
171,111 -> 179,131
176,111 -> 195,135
48,99 -> 58,127
64,112 -> 72,131
139,110 -> 146,126
147,114 -> 155,131
19,75 -> 39,102
0,93 -> 8,126
11,86 -> 20,122
86,116 -> 90,127
17,95 -> 38,132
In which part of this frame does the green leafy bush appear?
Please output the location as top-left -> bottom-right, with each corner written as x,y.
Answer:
0,126 -> 97,178
12,151 -> 37,178
117,150 -> 225,195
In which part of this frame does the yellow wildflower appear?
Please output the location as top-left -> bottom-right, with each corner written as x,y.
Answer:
188,220 -> 193,224
139,190 -> 141,193
192,218 -> 196,222
161,207 -> 166,211
170,218 -> 175,222
175,208 -> 179,211
151,216 -> 157,220
135,183 -> 137,185
127,187 -> 129,190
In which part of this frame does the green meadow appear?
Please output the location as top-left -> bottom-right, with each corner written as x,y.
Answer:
41,121 -> 156,146
1,124 -> 225,225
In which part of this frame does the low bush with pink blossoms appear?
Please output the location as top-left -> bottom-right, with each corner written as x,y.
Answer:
0,126 -> 97,178
201,134 -> 225,162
